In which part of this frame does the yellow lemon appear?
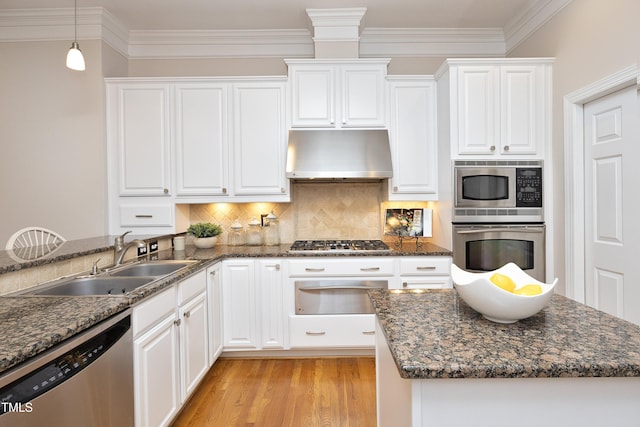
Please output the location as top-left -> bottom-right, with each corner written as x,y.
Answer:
513,284 -> 543,296
489,273 -> 516,293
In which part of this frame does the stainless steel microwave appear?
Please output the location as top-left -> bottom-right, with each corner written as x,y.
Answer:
453,160 -> 543,223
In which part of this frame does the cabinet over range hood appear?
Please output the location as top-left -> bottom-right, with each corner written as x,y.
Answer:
285,129 -> 393,181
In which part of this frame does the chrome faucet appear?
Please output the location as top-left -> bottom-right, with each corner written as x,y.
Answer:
114,231 -> 147,266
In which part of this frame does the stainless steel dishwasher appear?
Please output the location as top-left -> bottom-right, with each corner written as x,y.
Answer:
0,309 -> 133,427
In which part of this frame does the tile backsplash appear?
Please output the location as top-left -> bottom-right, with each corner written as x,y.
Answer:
188,182 -> 432,243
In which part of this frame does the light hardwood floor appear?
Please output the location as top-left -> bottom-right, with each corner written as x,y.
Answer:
171,357 -> 377,427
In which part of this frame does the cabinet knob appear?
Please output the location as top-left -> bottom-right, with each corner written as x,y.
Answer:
163,188 -> 169,194
210,271 -> 216,277
174,318 -> 181,327
222,187 -> 227,194
281,187 -> 285,193
184,311 -> 191,319
275,264 -> 280,271
403,282 -> 408,288
504,145 -> 510,151
393,186 -> 398,192
490,145 -> 496,152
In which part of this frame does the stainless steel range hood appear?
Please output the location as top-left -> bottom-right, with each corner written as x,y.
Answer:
286,129 -> 393,180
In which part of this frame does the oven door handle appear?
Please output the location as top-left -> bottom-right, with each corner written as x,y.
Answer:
456,227 -> 544,234
297,285 -> 384,291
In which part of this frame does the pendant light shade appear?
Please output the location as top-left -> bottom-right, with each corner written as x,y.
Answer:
66,0 -> 85,71
66,41 -> 85,71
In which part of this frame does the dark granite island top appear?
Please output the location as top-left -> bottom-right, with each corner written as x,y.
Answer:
370,289 -> 640,427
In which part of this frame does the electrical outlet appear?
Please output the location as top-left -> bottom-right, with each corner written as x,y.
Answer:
149,240 -> 159,253
137,245 -> 148,257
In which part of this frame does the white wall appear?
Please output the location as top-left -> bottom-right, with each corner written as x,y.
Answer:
508,0 -> 640,295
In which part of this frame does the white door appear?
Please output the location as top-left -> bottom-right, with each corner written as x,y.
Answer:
584,85 -> 640,324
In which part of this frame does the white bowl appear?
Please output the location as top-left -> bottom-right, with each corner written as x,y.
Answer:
451,263 -> 558,323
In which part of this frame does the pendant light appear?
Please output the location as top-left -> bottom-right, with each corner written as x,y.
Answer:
66,0 -> 85,71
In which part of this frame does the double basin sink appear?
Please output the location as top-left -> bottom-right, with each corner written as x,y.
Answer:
24,260 -> 197,297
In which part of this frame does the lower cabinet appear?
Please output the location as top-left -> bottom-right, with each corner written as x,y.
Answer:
207,263 -> 223,365
289,314 -> 376,348
221,258 -> 286,351
132,270 -> 208,427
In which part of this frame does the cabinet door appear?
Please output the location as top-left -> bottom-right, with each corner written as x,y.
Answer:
113,84 -> 172,196
207,264 -> 223,365
179,292 -> 209,402
175,84 -> 229,196
500,65 -> 541,156
134,314 -> 180,427
387,78 -> 438,200
455,66 -> 499,155
222,260 -> 257,348
290,66 -> 335,127
257,259 -> 285,349
232,82 -> 288,197
341,65 -> 386,127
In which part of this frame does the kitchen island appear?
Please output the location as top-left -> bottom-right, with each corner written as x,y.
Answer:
370,289 -> 640,427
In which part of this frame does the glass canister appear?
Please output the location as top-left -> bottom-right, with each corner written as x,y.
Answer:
228,218 -> 245,246
246,216 -> 263,246
263,211 -> 280,246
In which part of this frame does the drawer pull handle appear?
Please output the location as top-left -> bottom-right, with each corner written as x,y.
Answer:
362,330 -> 375,335
135,214 -> 153,218
305,331 -> 326,336
305,268 -> 325,272
416,266 -> 436,271
360,267 -> 380,272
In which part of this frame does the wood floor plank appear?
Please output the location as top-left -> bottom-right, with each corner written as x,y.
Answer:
171,357 -> 377,427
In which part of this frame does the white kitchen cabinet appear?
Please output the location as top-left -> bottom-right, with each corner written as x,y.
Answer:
437,59 -> 552,159
174,83 -> 229,197
207,263 -> 223,366
286,59 -> 389,128
222,259 -> 258,348
132,270 -> 208,427
396,257 -> 452,290
232,81 -> 289,199
176,271 -> 209,403
386,77 -> 438,200
257,259 -> 286,349
221,258 -> 287,351
133,288 -> 180,427
107,82 -> 173,197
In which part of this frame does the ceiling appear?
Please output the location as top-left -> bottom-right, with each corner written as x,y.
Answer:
0,0 -> 571,57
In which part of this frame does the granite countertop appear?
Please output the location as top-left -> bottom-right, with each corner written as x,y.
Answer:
0,238 -> 451,374
370,289 -> 640,379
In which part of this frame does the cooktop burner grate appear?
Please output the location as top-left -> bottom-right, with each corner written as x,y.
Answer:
288,239 -> 390,253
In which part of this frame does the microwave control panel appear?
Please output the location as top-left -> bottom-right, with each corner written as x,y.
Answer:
515,168 -> 542,207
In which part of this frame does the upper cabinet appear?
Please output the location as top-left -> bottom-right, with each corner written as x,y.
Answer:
286,59 -> 390,128
386,77 -> 438,200
437,59 -> 553,159
108,83 -> 173,197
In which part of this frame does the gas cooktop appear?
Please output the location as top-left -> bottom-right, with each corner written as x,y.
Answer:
288,239 -> 391,253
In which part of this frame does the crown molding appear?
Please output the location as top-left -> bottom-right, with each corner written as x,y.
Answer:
504,0 -> 573,53
0,4 -> 572,59
360,28 -> 505,57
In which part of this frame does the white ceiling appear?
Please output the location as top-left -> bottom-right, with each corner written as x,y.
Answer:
0,0 -> 571,58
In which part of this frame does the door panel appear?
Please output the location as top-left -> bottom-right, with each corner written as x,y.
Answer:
584,85 -> 640,324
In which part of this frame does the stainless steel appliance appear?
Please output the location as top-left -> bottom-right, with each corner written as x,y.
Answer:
288,239 -> 390,253
453,223 -> 545,282
454,160 -> 543,223
0,310 -> 133,427
295,280 -> 388,314
286,129 -> 393,181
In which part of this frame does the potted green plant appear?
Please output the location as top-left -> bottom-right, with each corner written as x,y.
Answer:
187,222 -> 223,249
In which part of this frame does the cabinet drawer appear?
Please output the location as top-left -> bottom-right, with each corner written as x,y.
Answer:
133,287 -> 176,337
177,270 -> 206,305
399,277 -> 452,290
288,258 -> 394,277
399,257 -> 451,276
289,314 -> 376,348
120,203 -> 173,227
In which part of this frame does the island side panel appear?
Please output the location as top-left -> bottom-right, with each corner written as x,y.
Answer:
375,317 -> 412,427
